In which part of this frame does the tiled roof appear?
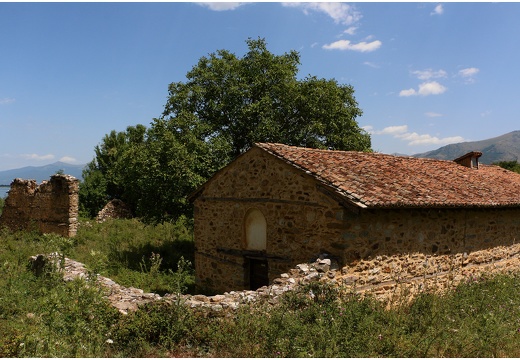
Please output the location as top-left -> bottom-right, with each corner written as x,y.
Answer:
255,143 -> 520,209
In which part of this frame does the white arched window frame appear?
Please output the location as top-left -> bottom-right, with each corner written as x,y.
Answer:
244,208 -> 267,251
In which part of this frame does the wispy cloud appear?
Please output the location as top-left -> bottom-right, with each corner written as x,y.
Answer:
59,156 -> 78,163
0,97 -> 15,105
412,69 -> 447,80
343,26 -> 358,35
323,39 -> 382,52
198,2 -> 244,11
285,3 -> 383,53
399,88 -> 417,97
459,67 -> 479,77
21,153 -> 55,161
458,67 -> 479,83
376,125 -> 409,135
480,110 -> 492,117
370,125 -> 464,146
363,61 -> 380,68
399,81 -> 447,97
431,4 -> 444,15
425,112 -> 443,118
283,2 -> 362,26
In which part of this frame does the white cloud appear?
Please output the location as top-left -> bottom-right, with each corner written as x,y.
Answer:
375,125 -> 409,135
398,132 -> 464,146
371,124 -> 465,146
198,2 -> 244,11
323,39 -> 381,52
399,88 -> 417,97
425,112 -> 443,117
418,81 -> 447,95
59,156 -> 78,163
343,26 -> 358,35
401,82 -> 446,96
458,67 -> 479,83
431,4 -> 444,15
412,69 -> 447,80
362,125 -> 373,133
0,97 -> 15,105
458,67 -> 479,77
21,153 -> 55,161
283,2 -> 362,26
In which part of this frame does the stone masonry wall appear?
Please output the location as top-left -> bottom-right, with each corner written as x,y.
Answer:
194,147 -> 520,294
194,147 -> 344,292
35,241 -> 520,317
0,175 -> 79,237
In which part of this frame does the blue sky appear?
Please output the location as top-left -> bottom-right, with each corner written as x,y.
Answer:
1,2 -> 519,171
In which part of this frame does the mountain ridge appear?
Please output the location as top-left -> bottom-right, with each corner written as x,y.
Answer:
0,162 -> 86,185
412,130 -> 520,164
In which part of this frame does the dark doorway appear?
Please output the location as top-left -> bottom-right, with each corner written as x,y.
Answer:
248,258 -> 269,290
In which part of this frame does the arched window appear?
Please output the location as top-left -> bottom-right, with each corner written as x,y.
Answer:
244,208 -> 267,251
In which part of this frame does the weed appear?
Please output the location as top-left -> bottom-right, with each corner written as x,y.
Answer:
3,220 -> 520,357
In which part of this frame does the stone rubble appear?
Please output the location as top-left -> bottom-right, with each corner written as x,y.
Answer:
29,242 -> 520,316
96,199 -> 133,223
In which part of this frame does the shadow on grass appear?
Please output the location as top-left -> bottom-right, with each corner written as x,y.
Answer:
118,238 -> 195,273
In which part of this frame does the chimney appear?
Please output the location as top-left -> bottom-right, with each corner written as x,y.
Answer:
453,151 -> 482,169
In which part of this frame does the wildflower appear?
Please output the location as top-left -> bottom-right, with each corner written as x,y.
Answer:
106,339 -> 114,344
378,334 -> 383,340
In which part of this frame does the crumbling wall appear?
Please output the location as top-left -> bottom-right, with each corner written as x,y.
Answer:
96,199 -> 133,223
0,174 -> 79,237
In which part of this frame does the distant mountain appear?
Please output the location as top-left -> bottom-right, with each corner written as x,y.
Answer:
0,162 -> 86,185
412,130 -> 520,164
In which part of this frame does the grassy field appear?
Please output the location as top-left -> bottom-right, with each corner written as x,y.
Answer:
2,218 -> 520,357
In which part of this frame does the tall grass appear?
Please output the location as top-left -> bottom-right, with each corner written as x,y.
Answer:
2,220 -> 520,357
71,217 -> 195,294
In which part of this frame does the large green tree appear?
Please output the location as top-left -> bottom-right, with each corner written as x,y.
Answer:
80,38 -> 371,222
163,38 -> 370,159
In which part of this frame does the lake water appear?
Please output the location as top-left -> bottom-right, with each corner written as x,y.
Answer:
0,187 -> 9,198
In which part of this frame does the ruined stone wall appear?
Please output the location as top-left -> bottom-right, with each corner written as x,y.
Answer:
0,174 -> 79,237
194,148 -> 520,293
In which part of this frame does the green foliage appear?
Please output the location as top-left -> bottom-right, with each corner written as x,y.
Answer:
0,229 -> 119,357
163,38 -> 370,158
494,160 -> 520,174
0,196 -> 4,216
79,124 -> 146,218
80,38 -> 371,222
71,218 -> 195,295
3,221 -> 520,357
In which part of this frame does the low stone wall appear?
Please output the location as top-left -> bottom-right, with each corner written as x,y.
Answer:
0,175 -> 79,237
32,242 -> 520,316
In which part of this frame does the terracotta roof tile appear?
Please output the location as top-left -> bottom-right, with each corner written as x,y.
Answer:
255,142 -> 520,209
